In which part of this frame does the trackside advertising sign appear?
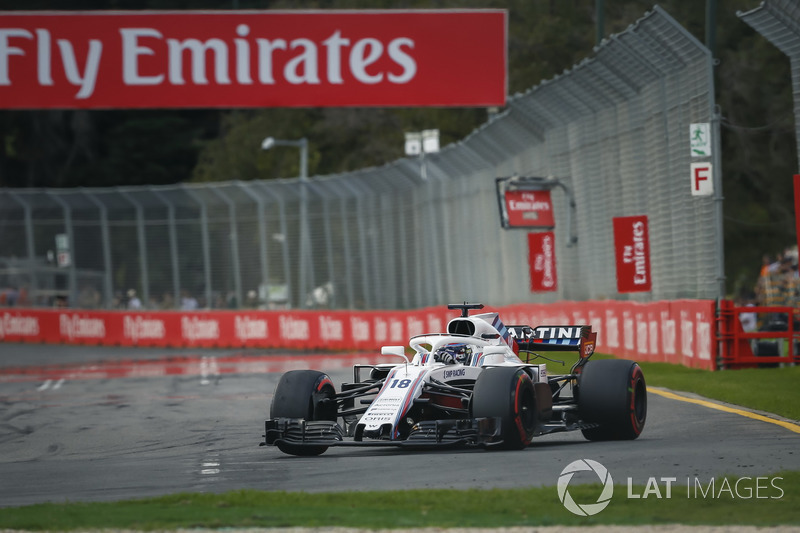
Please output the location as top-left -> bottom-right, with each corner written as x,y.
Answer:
613,215 -> 652,293
527,231 -> 558,292
504,190 -> 555,228
0,299 -> 717,369
0,10 -> 507,109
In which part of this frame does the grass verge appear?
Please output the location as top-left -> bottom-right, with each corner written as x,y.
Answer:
545,352 -> 800,421
0,471 -> 798,530
634,359 -> 800,421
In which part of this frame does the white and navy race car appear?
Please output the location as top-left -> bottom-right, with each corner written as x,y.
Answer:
263,303 -> 646,456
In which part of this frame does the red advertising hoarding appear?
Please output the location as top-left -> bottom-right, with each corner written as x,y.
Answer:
504,190 -> 554,228
527,231 -> 557,292
0,299 -> 719,369
0,10 -> 506,109
613,215 -> 652,293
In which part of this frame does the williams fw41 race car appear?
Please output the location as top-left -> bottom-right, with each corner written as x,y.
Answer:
263,303 -> 647,456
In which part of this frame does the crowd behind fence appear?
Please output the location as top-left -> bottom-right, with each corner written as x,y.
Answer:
0,7 -> 722,312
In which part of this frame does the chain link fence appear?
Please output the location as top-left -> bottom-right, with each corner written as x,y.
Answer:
0,6 -> 721,311
739,0 -> 800,163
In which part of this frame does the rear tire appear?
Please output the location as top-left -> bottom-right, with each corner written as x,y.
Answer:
471,367 -> 536,450
578,359 -> 646,441
270,370 -> 337,456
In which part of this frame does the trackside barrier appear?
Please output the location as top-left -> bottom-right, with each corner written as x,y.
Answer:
0,300 -> 717,369
717,299 -> 799,369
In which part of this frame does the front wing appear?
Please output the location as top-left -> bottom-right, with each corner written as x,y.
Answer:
262,417 -> 504,449
262,415 -> 597,450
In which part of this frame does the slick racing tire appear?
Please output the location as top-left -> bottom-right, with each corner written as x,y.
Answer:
270,370 -> 337,456
471,367 -> 536,450
578,359 -> 646,441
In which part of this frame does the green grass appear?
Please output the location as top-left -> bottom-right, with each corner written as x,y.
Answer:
543,352 -> 800,421
636,359 -> 800,421
0,472 -> 798,530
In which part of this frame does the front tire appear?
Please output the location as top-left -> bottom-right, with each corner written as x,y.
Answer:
270,370 -> 337,456
471,367 -> 536,450
578,359 -> 646,441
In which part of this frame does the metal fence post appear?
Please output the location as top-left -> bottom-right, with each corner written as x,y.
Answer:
83,191 -> 114,308
119,189 -> 150,307
339,179 -> 371,309
307,180 -> 337,308
712,107 -> 726,300
255,181 -> 292,308
209,185 -> 243,310
236,180 -> 270,307
46,192 -> 78,307
7,192 -> 37,295
331,179 -> 355,309
184,186 -> 213,309
150,187 -> 181,308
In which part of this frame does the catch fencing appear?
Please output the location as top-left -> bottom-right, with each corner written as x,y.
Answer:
739,0 -> 800,167
0,6 -> 721,312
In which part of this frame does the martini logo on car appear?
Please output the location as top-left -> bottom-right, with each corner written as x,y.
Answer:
557,459 -> 614,516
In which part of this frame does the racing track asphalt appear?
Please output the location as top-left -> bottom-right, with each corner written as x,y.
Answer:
1,342 -> 799,508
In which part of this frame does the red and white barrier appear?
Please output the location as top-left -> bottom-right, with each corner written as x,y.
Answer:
0,300 -> 717,369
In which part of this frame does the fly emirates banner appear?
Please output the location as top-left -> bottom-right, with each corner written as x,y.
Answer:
0,10 -> 507,109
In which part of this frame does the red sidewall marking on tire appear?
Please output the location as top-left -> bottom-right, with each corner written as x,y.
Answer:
513,372 -> 532,444
629,366 -> 644,435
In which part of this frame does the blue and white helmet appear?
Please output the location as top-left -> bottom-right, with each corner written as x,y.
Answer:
434,343 -> 472,364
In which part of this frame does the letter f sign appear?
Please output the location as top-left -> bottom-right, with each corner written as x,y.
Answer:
690,162 -> 713,196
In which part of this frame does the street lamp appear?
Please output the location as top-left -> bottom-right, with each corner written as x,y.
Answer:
261,136 -> 311,308
261,137 -> 308,180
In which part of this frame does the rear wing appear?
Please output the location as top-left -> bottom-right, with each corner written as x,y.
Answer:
508,325 -> 597,359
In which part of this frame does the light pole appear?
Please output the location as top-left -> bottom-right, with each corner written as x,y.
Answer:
404,129 -> 442,304
261,136 -> 311,308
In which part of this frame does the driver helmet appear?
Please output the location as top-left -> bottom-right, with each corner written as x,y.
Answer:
434,343 -> 472,365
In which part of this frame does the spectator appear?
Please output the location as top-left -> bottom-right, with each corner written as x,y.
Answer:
180,290 -> 198,310
127,289 -> 142,309
755,256 -> 783,308
161,291 -> 175,310
776,257 -> 798,323
77,285 -> 100,308
245,289 -> 259,308
5,286 -> 19,306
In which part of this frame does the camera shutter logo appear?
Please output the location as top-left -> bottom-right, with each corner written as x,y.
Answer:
557,459 -> 614,516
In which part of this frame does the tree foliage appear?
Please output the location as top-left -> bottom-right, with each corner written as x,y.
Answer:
0,0 -> 795,296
